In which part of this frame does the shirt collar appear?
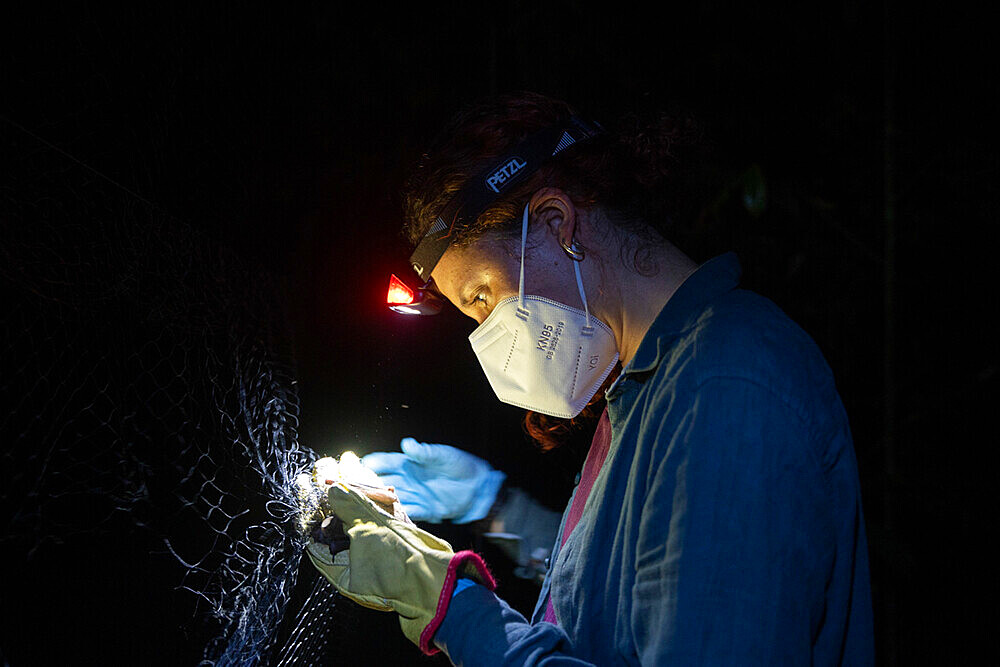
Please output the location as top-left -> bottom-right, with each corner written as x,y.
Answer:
617,252 -> 742,379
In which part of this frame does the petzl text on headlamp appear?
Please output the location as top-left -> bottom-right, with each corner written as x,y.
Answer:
387,115 -> 603,315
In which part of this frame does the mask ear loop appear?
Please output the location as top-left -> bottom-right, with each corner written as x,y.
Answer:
516,203 -> 530,320
572,254 -> 593,334
520,202 -> 594,332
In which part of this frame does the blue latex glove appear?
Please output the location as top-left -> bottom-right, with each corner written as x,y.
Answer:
361,438 -> 506,524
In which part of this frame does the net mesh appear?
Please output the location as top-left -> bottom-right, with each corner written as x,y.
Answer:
0,121 -> 337,665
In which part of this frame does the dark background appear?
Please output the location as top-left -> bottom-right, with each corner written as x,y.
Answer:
2,2 -> 995,665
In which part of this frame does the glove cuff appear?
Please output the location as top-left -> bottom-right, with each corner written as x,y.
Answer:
418,550 -> 497,656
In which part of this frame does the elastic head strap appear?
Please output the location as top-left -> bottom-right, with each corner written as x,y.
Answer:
409,116 -> 603,283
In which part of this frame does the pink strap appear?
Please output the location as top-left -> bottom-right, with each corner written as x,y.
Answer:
419,550 -> 497,655
543,407 -> 612,627
543,595 -> 558,624
561,408 -> 612,548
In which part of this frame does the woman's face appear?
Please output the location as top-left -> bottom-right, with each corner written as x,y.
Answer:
430,226 -> 590,326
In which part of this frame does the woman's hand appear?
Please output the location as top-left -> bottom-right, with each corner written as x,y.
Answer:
361,438 -> 506,524
306,483 -> 496,655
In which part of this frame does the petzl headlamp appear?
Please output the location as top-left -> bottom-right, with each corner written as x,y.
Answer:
387,115 -> 603,315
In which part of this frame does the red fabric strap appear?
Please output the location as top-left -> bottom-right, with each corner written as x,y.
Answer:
544,406 -> 612,625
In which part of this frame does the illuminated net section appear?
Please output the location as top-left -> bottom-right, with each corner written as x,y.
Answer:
0,125 -> 339,665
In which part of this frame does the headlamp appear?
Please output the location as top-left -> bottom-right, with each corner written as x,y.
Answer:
386,273 -> 444,315
387,115 -> 603,315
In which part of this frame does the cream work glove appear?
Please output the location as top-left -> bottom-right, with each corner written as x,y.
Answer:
306,482 -> 496,655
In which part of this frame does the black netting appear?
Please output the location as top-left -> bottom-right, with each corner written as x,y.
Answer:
0,121 -> 338,665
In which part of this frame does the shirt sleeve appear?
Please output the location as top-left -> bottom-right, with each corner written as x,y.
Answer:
632,375 -> 835,664
434,582 -> 596,666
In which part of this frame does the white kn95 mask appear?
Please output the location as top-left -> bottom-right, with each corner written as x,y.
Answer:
468,203 -> 619,418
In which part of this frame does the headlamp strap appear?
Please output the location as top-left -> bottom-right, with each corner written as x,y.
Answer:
408,116 -> 603,283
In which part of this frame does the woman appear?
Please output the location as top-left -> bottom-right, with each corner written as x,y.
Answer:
307,92 -> 873,665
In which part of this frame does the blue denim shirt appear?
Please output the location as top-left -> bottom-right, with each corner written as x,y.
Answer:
435,253 -> 874,665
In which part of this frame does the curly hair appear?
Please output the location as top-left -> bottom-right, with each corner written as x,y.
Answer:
402,91 -> 704,450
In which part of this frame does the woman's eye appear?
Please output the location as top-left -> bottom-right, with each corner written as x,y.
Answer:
474,293 -> 488,305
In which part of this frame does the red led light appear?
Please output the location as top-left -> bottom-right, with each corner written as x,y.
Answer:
387,274 -> 415,305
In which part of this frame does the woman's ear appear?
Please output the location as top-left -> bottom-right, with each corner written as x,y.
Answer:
529,187 -> 577,248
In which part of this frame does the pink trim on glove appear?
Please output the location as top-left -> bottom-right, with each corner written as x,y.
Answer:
419,550 -> 497,656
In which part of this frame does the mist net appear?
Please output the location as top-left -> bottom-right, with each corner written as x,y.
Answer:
0,121 -> 347,665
